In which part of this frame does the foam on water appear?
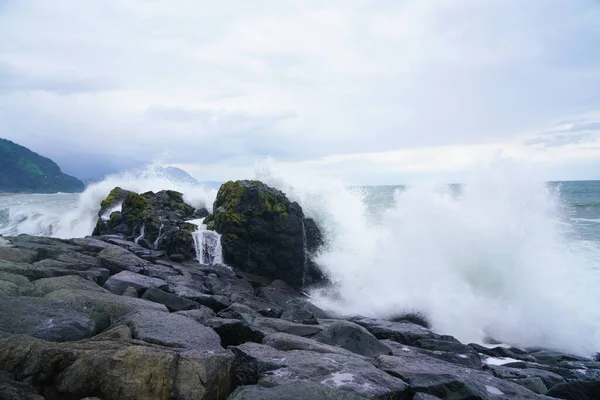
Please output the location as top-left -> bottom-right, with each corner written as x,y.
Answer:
0,163 -> 217,238
255,159 -> 600,356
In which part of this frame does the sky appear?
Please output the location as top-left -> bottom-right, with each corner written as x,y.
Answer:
1,0 -> 600,184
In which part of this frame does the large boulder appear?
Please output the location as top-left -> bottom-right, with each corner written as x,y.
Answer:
0,335 -> 234,400
209,180 -> 323,288
0,296 -> 98,341
93,188 -> 199,260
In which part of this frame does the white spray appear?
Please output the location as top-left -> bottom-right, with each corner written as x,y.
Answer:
255,159 -> 600,356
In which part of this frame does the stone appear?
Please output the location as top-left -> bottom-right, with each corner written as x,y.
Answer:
0,280 -> 19,296
45,289 -> 167,324
97,248 -> 150,274
256,279 -> 300,305
262,332 -> 366,358
546,380 -> 600,400
231,342 -> 408,398
511,377 -> 548,395
0,372 -> 45,400
383,340 -> 483,370
0,335 -> 234,400
352,317 -> 437,346
228,381 -> 369,400
122,286 -> 139,297
202,318 -> 265,347
280,298 -> 331,323
94,189 -> 198,260
211,180 -> 323,288
378,353 -> 549,399
29,275 -> 108,296
218,303 -> 259,324
0,296 -> 97,341
0,259 -> 109,282
485,364 -> 565,389
141,287 -> 201,311
0,246 -> 37,264
176,307 -> 217,322
252,316 -> 323,337
102,270 -> 167,295
120,309 -> 222,350
312,320 -> 392,358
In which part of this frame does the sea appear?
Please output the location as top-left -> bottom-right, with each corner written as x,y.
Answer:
2,163 -> 600,356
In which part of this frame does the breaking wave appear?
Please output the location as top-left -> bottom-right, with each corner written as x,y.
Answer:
256,160 -> 600,356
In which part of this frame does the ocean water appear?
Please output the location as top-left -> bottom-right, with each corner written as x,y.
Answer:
2,163 -> 600,356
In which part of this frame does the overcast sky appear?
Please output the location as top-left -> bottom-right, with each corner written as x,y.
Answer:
1,0 -> 600,184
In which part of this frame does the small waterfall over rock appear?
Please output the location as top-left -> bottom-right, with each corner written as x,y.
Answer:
134,224 -> 145,244
190,219 -> 223,265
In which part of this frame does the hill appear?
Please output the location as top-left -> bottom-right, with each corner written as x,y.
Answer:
0,138 -> 85,193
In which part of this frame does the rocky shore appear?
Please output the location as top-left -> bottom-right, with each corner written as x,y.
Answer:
1,180 -> 599,400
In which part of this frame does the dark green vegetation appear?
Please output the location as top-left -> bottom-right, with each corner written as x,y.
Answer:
0,138 -> 84,193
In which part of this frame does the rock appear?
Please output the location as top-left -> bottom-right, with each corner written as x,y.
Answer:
94,189 -> 198,260
0,272 -> 32,296
389,311 -> 431,328
312,320 -> 392,358
252,316 -> 323,337
546,380 -> 600,400
352,317 -> 437,346
0,296 -> 97,341
29,275 -> 108,296
280,298 -> 331,323
45,289 -> 167,324
485,364 -> 565,389
0,280 -> 18,296
190,293 -> 231,311
412,394 -> 443,400
97,248 -> 150,274
511,377 -> 548,395
6,235 -> 81,259
0,372 -> 45,400
383,340 -> 483,370
231,342 -> 408,398
0,334 -> 234,400
102,270 -> 167,295
256,279 -> 300,304
120,309 -> 222,350
51,251 -> 100,270
122,286 -> 139,297
413,338 -> 474,354
176,306 -> 217,322
218,303 -> 260,324
68,237 -> 123,253
141,287 -> 201,311
262,332 -> 366,358
227,381 -> 369,400
0,259 -> 109,282
203,318 -> 265,347
378,353 -> 549,399
211,180 -> 323,288
97,186 -> 130,218
0,246 -> 37,264
206,272 -> 255,298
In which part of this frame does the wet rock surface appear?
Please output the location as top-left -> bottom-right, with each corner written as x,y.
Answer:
1,182 -> 599,399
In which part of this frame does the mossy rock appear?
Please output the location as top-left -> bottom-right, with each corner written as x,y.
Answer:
212,180 -> 316,288
98,187 -> 130,217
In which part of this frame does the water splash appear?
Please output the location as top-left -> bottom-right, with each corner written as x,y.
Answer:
255,159 -> 600,356
0,163 -> 217,238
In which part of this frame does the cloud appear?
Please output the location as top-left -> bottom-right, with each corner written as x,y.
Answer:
1,0 -> 600,182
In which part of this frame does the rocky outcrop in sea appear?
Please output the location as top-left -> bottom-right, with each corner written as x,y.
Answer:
1,180 -> 599,399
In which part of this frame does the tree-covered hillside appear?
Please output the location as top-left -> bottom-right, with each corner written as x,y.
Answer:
0,138 -> 85,193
